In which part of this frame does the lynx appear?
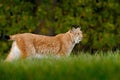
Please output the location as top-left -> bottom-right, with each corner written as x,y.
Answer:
5,27 -> 83,62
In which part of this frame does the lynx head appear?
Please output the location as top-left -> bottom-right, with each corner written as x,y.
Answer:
69,27 -> 83,44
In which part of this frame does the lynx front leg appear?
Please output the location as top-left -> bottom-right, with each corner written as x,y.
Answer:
5,41 -> 21,62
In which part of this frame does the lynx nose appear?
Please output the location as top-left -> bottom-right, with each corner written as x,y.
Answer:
80,34 -> 83,41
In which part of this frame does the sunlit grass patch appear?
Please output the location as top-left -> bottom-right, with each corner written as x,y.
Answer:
0,50 -> 120,80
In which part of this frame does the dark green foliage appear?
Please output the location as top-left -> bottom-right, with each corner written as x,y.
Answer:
0,0 -> 120,54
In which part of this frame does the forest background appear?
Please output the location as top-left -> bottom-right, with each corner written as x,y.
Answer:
0,0 -> 120,55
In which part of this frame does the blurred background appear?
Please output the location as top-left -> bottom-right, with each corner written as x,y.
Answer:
0,0 -> 120,56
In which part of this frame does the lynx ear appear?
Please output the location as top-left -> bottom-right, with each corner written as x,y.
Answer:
70,27 -> 76,33
77,25 -> 81,29
77,27 -> 81,30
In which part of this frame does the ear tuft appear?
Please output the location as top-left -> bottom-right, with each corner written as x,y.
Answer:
77,25 -> 81,29
71,25 -> 81,29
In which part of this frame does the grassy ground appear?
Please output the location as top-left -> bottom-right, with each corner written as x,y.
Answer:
0,51 -> 120,80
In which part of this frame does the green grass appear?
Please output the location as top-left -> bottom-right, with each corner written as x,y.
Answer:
0,51 -> 120,80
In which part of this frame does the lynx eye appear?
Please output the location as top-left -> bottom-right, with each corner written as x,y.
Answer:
77,33 -> 80,35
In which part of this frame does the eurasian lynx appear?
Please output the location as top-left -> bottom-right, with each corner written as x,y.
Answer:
5,27 -> 83,62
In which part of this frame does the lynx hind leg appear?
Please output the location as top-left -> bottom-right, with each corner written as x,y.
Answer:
5,41 -> 21,62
